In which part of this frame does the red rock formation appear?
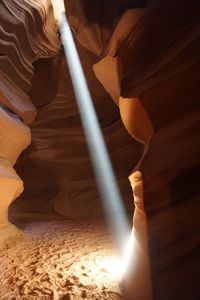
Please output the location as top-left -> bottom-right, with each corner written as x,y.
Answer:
0,0 -> 59,229
93,1 -> 200,299
69,0 -> 200,298
15,46 -> 140,217
0,0 -> 60,122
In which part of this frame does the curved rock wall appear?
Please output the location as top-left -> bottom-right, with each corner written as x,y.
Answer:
0,0 -> 61,222
14,43 -> 142,217
0,0 -> 60,123
0,0 -> 142,220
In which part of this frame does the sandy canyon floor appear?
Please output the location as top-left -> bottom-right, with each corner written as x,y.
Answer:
0,217 -> 126,300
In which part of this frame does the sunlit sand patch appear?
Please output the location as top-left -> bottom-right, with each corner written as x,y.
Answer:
0,218 -> 125,299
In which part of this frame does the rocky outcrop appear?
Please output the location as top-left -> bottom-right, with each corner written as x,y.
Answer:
0,0 -> 60,228
0,0 -> 60,123
63,1 -> 200,298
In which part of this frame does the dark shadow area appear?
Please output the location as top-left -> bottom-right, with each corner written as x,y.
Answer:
170,164 -> 200,204
30,52 -> 62,109
68,0 -> 148,26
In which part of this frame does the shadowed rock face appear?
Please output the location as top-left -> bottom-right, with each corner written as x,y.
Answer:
14,45 -> 142,217
63,0 -> 148,55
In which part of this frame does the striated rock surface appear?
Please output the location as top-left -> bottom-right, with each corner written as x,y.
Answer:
14,44 -> 141,217
93,1 -> 200,299
140,111 -> 200,300
0,0 -> 141,220
0,0 -> 60,123
58,1 -> 200,299
0,1 -> 60,228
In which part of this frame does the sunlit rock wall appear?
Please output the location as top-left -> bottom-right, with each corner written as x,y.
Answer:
0,0 -> 60,123
0,0 -> 61,217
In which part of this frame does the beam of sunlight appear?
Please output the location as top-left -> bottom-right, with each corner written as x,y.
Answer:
60,12 -> 130,248
106,229 -> 136,279
59,10 -> 135,276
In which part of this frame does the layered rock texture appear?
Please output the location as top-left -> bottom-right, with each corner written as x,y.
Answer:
59,1 -> 200,299
14,46 -> 140,218
0,0 -> 60,123
0,0 -> 59,228
0,0 -> 200,299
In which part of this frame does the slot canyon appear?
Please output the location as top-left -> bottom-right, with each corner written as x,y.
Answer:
0,1 -> 199,299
